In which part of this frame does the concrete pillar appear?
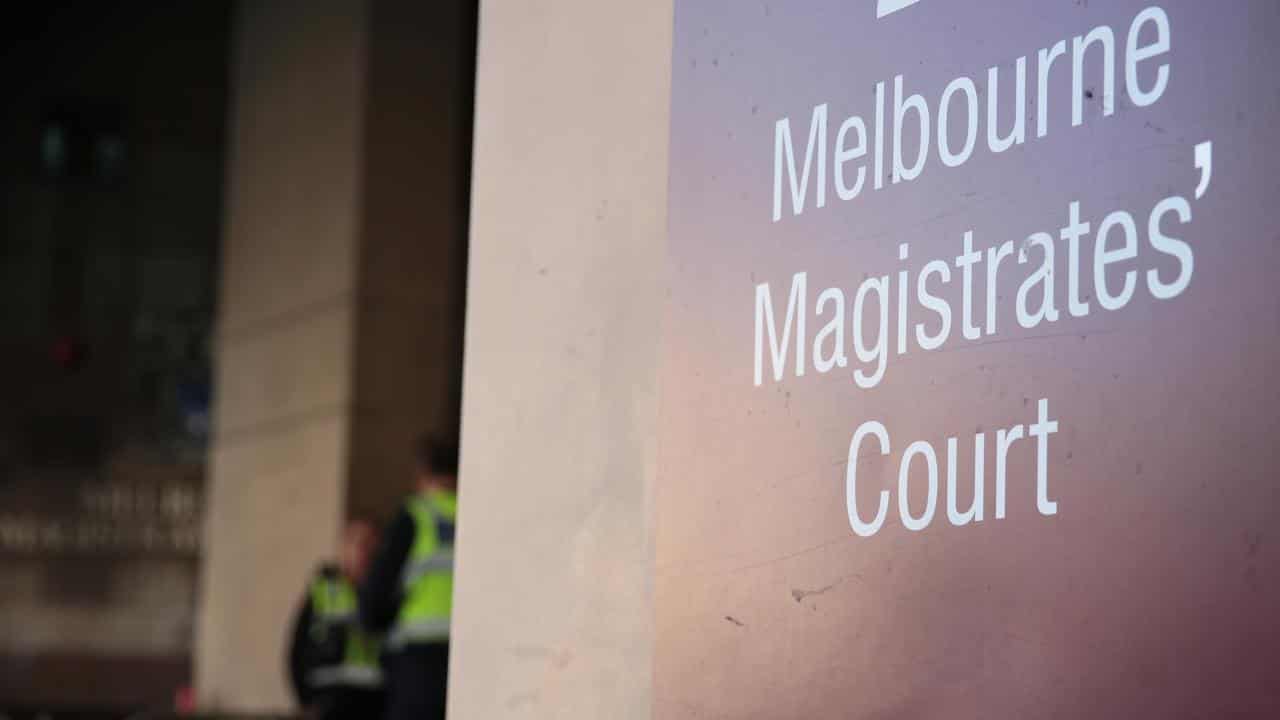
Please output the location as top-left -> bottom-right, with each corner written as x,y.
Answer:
196,0 -> 471,710
449,1 -> 673,718
195,0 -> 364,709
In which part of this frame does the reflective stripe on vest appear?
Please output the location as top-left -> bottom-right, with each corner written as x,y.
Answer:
389,490 -> 456,647
313,609 -> 357,625
401,547 -> 454,589
308,663 -> 384,688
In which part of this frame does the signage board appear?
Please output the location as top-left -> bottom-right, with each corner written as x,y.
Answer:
657,1 -> 1280,715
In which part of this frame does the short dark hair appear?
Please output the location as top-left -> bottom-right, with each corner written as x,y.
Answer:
415,435 -> 458,476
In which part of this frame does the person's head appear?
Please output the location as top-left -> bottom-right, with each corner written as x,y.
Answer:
415,435 -> 458,494
338,517 -> 379,582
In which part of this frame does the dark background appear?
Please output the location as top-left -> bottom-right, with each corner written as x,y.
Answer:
1,1 -> 230,711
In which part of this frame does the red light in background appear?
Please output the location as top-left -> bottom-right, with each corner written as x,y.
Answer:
52,336 -> 88,372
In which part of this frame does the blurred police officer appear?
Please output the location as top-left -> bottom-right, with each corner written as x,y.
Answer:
361,437 -> 458,720
288,518 -> 385,719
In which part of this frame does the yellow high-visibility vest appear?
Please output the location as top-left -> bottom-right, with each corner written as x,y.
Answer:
308,573 -> 382,688
387,488 -> 456,648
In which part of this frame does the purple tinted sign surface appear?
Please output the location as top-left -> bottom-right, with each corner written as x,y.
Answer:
657,1 -> 1280,716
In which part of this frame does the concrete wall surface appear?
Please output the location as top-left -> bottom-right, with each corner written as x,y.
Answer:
450,0 -> 673,717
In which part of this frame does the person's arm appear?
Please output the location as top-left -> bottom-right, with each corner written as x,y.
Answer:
287,587 -> 314,708
359,506 -> 415,632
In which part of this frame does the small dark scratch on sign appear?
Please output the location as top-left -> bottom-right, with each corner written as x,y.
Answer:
791,583 -> 837,603
792,573 -> 862,603
724,615 -> 746,627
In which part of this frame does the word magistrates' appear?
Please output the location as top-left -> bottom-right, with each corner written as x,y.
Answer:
753,195 -> 1194,389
